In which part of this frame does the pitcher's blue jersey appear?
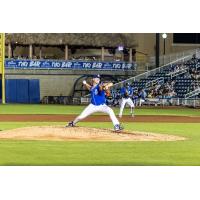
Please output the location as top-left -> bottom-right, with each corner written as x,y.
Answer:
90,84 -> 106,105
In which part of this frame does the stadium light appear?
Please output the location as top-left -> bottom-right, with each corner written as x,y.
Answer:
162,33 -> 167,39
161,33 -> 168,66
162,33 -> 167,57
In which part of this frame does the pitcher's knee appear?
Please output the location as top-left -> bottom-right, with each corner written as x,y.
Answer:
77,115 -> 85,121
108,109 -> 115,115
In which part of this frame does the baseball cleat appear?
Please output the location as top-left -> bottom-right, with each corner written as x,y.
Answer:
118,115 -> 122,118
114,124 -> 124,132
66,121 -> 75,127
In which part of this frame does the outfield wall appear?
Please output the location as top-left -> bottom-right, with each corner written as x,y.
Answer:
6,74 -> 80,99
5,69 -> 138,100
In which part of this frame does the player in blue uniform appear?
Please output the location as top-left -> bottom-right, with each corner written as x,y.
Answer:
68,75 -> 123,132
119,82 -> 135,118
138,88 -> 147,106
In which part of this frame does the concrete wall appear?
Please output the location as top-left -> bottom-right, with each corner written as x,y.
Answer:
6,74 -> 80,99
5,69 -> 137,100
134,33 -> 200,57
134,34 -> 156,56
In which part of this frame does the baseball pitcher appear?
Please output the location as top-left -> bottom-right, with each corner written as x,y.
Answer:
67,75 -> 123,132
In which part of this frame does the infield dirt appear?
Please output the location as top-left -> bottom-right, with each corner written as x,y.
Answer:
0,126 -> 186,142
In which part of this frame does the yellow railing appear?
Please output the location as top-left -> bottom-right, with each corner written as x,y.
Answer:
0,33 -> 5,104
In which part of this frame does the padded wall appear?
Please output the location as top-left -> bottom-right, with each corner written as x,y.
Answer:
6,79 -> 40,103
29,79 -> 40,103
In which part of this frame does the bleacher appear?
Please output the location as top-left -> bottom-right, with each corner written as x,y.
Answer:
130,58 -> 200,98
108,56 -> 200,106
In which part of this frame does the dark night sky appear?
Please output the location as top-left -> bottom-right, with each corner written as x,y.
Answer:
173,33 -> 200,44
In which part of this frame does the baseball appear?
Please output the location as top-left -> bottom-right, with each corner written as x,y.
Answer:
83,80 -> 87,85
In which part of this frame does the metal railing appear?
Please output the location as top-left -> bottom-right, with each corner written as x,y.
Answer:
185,88 -> 200,98
145,77 -> 164,88
152,98 -> 200,107
168,68 -> 188,79
80,97 -> 200,107
170,98 -> 200,107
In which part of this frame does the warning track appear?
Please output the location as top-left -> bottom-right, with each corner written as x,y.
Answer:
0,114 -> 200,123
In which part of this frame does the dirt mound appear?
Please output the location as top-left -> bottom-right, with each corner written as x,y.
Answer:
0,126 -> 186,142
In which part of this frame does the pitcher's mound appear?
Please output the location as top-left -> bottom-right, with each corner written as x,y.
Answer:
0,126 -> 186,142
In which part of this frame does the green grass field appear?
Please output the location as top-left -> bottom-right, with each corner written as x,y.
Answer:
0,104 -> 200,116
0,104 -> 200,166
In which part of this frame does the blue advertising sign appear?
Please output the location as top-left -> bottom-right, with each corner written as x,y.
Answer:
5,59 -> 136,70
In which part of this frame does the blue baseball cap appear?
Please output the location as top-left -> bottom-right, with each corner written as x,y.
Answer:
93,74 -> 101,79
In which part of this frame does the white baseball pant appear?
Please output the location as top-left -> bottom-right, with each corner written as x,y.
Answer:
73,103 -> 119,126
139,99 -> 145,106
119,97 -> 135,117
